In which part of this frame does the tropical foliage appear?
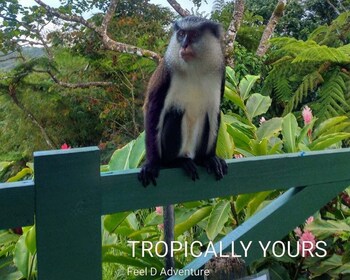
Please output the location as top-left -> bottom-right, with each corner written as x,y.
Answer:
262,12 -> 350,121
2,0 -> 350,279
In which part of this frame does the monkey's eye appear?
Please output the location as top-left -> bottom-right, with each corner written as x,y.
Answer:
192,31 -> 199,39
177,30 -> 186,40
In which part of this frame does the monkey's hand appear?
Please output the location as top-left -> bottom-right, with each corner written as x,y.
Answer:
180,157 -> 199,181
138,163 -> 160,187
204,156 -> 228,180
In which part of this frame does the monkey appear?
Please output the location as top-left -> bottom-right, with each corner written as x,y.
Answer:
138,16 -> 228,272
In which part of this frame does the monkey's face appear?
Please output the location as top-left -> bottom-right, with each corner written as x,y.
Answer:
176,29 -> 201,62
166,16 -> 224,70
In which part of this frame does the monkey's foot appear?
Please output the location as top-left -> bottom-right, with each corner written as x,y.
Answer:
181,158 -> 199,181
138,163 -> 160,187
204,156 -> 228,180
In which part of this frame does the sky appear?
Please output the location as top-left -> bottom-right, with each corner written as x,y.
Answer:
18,0 -> 215,17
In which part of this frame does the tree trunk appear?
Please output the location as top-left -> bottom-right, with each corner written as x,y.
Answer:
256,0 -> 287,57
225,0 -> 245,68
167,0 -> 190,17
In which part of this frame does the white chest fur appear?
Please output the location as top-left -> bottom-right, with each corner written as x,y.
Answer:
158,71 -> 221,158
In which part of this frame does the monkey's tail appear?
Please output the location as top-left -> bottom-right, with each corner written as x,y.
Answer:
163,204 -> 175,272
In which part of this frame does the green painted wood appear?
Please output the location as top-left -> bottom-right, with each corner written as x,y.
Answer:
173,180 -> 350,280
34,147 -> 101,280
101,148 -> 350,214
0,180 -> 34,229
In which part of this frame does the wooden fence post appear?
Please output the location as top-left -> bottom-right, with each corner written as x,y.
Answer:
34,147 -> 101,280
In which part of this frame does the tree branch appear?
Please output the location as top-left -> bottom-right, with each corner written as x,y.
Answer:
34,0 -> 97,30
44,70 -> 114,88
256,0 -> 287,57
100,0 -> 118,34
34,0 -> 161,62
8,84 -> 56,148
326,0 -> 340,15
166,0 -> 190,17
225,0 -> 245,67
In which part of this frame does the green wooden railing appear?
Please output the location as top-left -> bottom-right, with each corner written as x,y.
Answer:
1,147 -> 350,279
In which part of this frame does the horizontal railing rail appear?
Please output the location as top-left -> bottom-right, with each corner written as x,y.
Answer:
1,147 -> 350,279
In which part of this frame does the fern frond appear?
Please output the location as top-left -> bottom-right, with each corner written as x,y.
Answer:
293,45 -> 350,64
284,70 -> 324,114
269,39 -> 319,62
338,44 -> 350,57
315,70 -> 349,121
274,78 -> 293,102
309,26 -> 329,42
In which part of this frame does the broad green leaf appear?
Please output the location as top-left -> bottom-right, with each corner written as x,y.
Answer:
308,254 -> 342,277
108,132 -> 146,170
256,118 -> 282,140
235,193 -> 256,214
226,124 -> 252,152
103,244 -> 164,269
13,235 -> 29,278
104,212 -> 131,233
332,262 -> 350,276
6,168 -> 32,182
25,226 -> 36,255
235,148 -> 254,157
100,165 -> 109,172
223,115 -> 253,129
103,255 -> 155,269
246,94 -> 272,121
308,133 -> 350,150
108,141 -> 134,171
216,113 -> 234,159
0,162 -> 12,173
206,201 -> 231,241
0,231 -> 19,244
239,75 -> 260,101
268,263 -> 292,280
250,139 -> 269,156
144,212 -> 163,226
126,212 -> 139,230
342,249 -> 350,264
246,191 -> 274,217
128,131 -> 146,169
224,87 -> 245,110
268,137 -> 283,154
182,201 -> 203,209
174,206 -> 212,237
128,227 -> 158,239
0,270 -> 23,280
313,116 -> 349,138
305,218 -> 350,239
225,66 -> 239,87
297,119 -> 316,145
282,113 -> 298,153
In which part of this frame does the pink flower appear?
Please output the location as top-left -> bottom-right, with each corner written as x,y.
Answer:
234,154 -> 243,159
299,231 -> 316,257
302,106 -> 313,125
302,106 -> 313,138
294,227 -> 303,238
61,143 -> 71,149
259,117 -> 267,125
155,206 -> 163,216
306,216 -> 314,224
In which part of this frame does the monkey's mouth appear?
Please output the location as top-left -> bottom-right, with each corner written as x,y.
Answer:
179,48 -> 195,62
